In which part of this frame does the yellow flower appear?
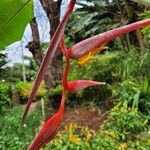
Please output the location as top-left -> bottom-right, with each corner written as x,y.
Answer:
120,143 -> 127,150
144,120 -> 148,125
111,72 -> 118,77
128,108 -> 131,111
136,141 -> 140,147
69,132 -> 79,144
69,123 -> 79,145
74,137 -> 79,145
110,131 -> 116,138
148,139 -> 150,144
77,46 -> 108,65
72,123 -> 78,128
112,106 -> 119,111
77,51 -> 95,65
86,131 -> 91,142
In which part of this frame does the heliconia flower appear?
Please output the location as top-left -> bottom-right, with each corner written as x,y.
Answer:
20,0 -> 76,127
60,39 -> 105,93
60,37 -> 108,65
68,19 -> 150,60
27,90 -> 66,150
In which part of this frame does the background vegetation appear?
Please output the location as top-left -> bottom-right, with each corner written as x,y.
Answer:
0,0 -> 150,149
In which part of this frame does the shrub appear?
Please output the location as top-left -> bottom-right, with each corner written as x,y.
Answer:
103,107 -> 147,141
93,106 -> 150,150
0,81 -> 11,113
139,11 -> 150,46
0,105 -> 43,150
16,81 -> 47,103
65,51 -> 122,107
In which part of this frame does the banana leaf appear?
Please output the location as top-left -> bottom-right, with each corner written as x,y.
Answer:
0,0 -> 33,50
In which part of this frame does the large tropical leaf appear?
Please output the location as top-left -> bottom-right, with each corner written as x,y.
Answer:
69,1 -> 118,39
0,0 -> 33,50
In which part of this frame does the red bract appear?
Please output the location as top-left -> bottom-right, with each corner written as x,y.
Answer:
67,80 -> 105,93
20,0 -> 76,127
68,19 -> 150,59
27,90 -> 65,150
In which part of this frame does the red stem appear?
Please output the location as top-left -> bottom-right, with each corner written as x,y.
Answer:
20,0 -> 76,128
62,58 -> 70,91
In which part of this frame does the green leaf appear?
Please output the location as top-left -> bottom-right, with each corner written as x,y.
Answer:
132,90 -> 140,109
0,0 -> 33,50
71,13 -> 97,33
131,0 -> 150,6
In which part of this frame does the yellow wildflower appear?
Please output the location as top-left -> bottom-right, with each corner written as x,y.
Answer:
148,139 -> 150,144
144,120 -> 148,125
136,141 -> 140,147
120,143 -> 127,150
86,131 -> 91,142
112,106 -> 119,111
69,123 -> 79,145
111,72 -> 118,77
110,131 -> 116,138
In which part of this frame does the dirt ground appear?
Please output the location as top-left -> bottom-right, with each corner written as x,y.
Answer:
23,103 -> 109,131
62,106 -> 109,131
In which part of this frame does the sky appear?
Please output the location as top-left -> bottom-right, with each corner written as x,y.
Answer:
5,0 -> 69,66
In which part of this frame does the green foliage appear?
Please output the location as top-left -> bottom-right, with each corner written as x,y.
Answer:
66,51 -> 121,107
1,57 -> 38,83
0,53 -> 7,68
139,11 -> 150,46
110,49 -> 150,113
1,63 -> 25,82
47,85 -> 62,108
0,105 -> 150,149
48,85 -> 62,97
104,107 -> 146,140
139,10 -> 150,20
1,55 -> 39,83
0,0 -> 33,49
44,124 -> 92,150
131,0 -> 150,6
0,81 -> 11,113
91,107 -> 149,150
16,81 -> 47,103
118,49 -> 138,80
43,107 -> 150,150
0,1 -> 150,149
68,51 -> 122,84
65,0 -> 120,46
24,56 -> 39,80
65,47 -> 150,111
0,106 -> 43,150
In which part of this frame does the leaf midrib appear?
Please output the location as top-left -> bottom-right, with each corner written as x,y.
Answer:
0,0 -> 31,32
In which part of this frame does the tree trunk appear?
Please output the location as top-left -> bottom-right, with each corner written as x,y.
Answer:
26,18 -> 43,67
27,0 -> 63,108
40,0 -> 63,89
123,0 -> 145,52
12,85 -> 20,106
27,0 -> 63,90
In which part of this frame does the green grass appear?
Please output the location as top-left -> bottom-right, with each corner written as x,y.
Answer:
0,105 -> 43,150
